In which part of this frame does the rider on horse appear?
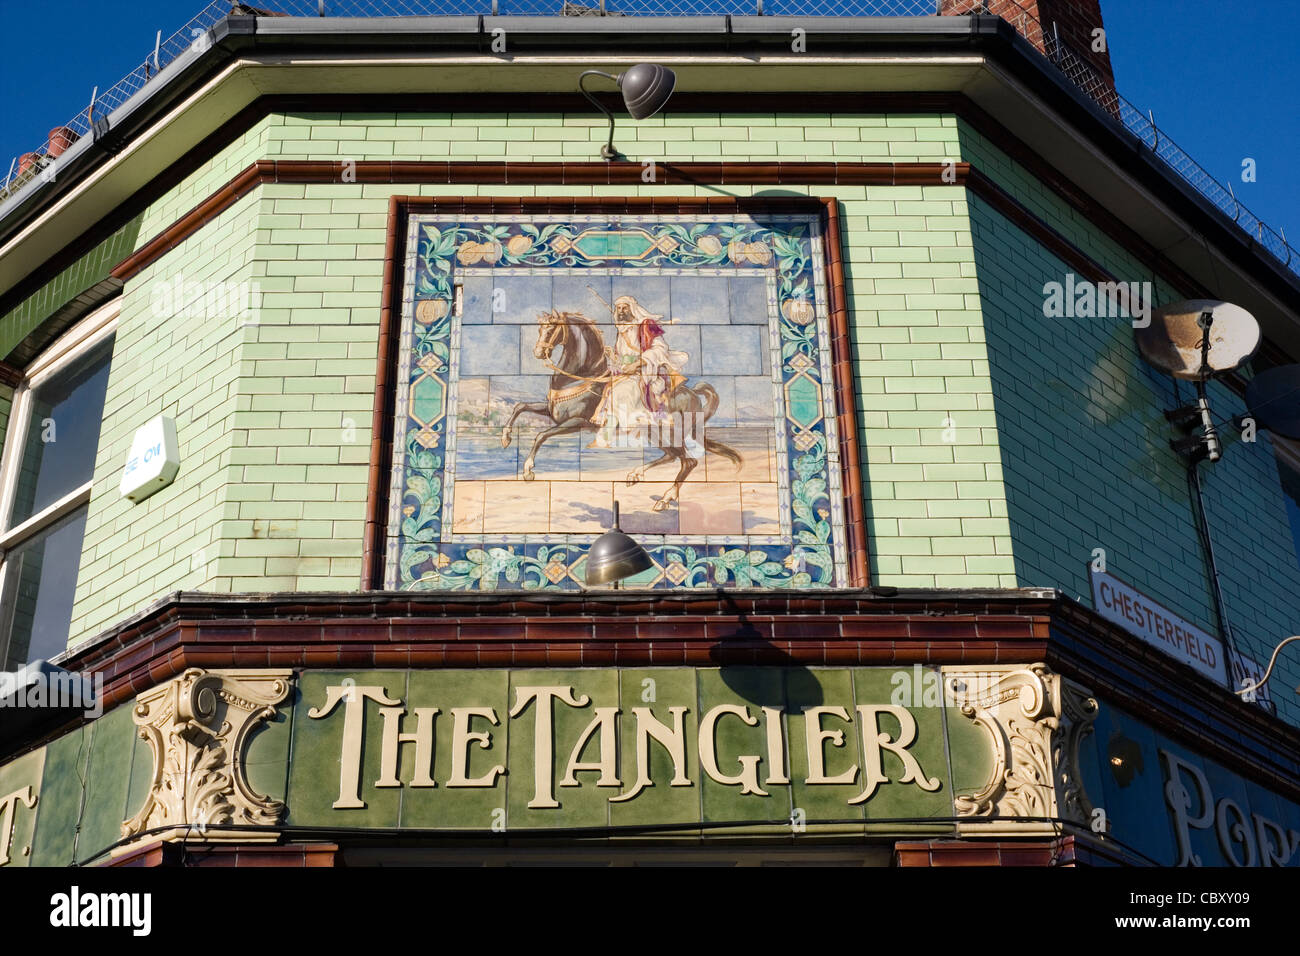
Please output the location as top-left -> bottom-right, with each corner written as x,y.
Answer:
589,295 -> 689,449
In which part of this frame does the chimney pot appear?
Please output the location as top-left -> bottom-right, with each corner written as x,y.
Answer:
47,127 -> 78,158
941,0 -> 1116,105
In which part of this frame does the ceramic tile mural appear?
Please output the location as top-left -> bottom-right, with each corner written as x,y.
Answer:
385,212 -> 848,590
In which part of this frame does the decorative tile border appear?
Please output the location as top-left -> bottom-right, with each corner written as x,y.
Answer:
384,207 -> 850,592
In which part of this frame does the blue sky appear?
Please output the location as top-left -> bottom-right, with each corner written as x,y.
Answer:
1,1 -> 1296,251
1105,2 -> 1300,254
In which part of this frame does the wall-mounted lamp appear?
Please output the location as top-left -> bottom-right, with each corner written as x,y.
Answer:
585,501 -> 652,588
578,64 -> 677,161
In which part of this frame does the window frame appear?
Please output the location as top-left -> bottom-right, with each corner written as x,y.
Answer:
0,299 -> 118,667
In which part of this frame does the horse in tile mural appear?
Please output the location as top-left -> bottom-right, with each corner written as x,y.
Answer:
500,307 -> 742,512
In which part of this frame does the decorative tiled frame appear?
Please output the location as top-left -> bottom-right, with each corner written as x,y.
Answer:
368,198 -> 867,591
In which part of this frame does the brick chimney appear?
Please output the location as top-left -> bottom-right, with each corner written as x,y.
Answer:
942,0 -> 1116,106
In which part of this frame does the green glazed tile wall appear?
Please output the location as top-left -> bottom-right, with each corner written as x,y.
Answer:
46,108 -> 992,647
67,192 -> 263,644
836,179 -> 1014,588
263,110 -> 960,163
8,104 -> 1296,725
967,190 -> 1300,727
136,115 -> 275,240
961,122 -> 1300,721
956,120 -> 1155,283
0,119 -> 268,368
0,214 -> 143,362
205,184 -> 381,595
1196,408 -> 1300,723
53,108 -> 1005,631
233,173 -> 1010,594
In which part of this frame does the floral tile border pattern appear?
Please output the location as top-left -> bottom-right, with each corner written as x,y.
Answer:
385,213 -> 849,591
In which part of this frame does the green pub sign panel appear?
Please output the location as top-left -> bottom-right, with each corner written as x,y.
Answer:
287,667 -> 961,832
5,664 -> 1300,864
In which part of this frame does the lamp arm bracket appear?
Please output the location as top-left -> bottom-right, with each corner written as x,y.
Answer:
578,70 -> 621,161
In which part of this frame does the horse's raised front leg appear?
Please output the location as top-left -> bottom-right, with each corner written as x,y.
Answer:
502,401 -> 552,448
628,448 -> 675,485
653,452 -> 698,512
523,418 -> 593,481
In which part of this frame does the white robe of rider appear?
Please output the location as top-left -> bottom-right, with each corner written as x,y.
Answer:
590,296 -> 689,450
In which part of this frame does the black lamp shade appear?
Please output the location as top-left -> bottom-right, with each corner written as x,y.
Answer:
618,64 -> 676,120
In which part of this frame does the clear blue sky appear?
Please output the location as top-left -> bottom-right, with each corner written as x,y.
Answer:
1,1 -> 1296,247
1104,2 -> 1300,250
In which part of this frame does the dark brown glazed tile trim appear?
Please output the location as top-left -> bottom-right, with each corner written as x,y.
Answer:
73,608 -> 1047,715
109,161 -> 266,281
361,194 -> 402,591
720,163 -> 780,185
362,193 -> 861,589
894,839 -> 1064,867
891,163 -> 967,185
821,196 -> 870,587
107,841 -> 339,867
109,162 -> 970,282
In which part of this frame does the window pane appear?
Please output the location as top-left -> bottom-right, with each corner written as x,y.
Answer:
0,506 -> 89,670
8,337 -> 113,528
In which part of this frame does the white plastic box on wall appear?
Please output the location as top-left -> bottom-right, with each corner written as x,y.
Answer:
120,415 -> 180,503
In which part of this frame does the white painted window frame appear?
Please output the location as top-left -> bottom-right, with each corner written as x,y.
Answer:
0,299 -> 118,666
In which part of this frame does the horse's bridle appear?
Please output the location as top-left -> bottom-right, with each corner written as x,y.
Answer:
536,313 -> 615,387
535,312 -> 569,358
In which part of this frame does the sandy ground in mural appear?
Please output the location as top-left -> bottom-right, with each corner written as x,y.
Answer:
450,425 -> 780,536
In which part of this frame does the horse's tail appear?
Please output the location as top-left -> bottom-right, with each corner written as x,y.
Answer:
704,436 -> 743,467
692,383 -> 743,468
696,382 -> 721,424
